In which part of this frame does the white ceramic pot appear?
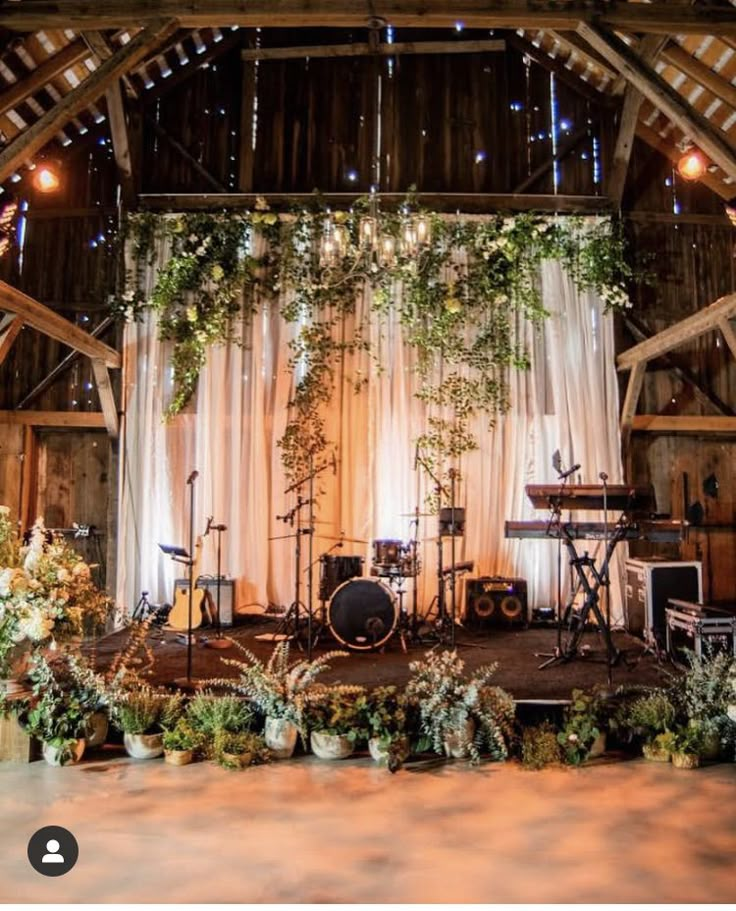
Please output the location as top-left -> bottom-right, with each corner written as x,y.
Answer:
310,731 -> 354,760
42,738 -> 86,767
164,748 -> 194,766
85,711 -> 109,749
124,732 -> 164,760
368,735 -> 410,764
443,718 -> 475,759
265,716 -> 299,759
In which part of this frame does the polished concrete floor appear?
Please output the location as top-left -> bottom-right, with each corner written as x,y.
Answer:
1,751 -> 734,903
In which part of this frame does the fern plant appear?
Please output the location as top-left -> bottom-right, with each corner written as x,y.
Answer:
186,691 -> 254,737
209,641 -> 349,733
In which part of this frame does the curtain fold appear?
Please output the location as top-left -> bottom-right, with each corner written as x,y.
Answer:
117,233 -> 624,625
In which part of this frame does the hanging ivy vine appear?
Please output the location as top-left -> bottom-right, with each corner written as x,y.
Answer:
113,197 -> 634,482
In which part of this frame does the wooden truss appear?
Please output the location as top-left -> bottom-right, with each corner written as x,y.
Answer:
0,281 -> 121,437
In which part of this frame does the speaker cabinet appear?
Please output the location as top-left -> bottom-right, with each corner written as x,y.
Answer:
465,577 -> 528,628
174,576 -> 235,627
625,559 -> 702,642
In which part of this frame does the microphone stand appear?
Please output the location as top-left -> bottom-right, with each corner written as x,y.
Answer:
204,521 -> 230,650
600,471 -> 613,687
175,471 -> 198,687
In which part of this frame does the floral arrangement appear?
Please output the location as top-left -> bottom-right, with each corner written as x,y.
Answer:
406,649 -> 515,763
0,509 -> 110,680
115,200 -> 635,482
557,689 -> 602,765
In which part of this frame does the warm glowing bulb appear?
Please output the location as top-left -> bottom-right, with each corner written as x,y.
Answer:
677,150 -> 707,181
34,165 -> 61,193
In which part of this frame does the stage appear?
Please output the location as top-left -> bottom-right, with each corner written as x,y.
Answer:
95,618 -> 672,701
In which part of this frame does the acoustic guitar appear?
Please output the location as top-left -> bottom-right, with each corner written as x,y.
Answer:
168,535 -> 212,631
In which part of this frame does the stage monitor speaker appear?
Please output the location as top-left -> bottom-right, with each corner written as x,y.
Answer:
174,576 -> 235,627
465,577 -> 528,628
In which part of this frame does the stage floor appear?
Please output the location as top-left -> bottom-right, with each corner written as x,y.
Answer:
96,618 -> 672,700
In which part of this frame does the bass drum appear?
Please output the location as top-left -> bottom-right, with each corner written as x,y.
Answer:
327,578 -> 398,651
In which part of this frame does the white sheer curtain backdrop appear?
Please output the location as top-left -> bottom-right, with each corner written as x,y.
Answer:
118,227 -> 625,624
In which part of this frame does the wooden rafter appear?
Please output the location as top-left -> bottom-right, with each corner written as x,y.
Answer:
618,294 -> 736,371
2,2 -> 736,34
0,313 -> 22,366
545,30 -> 620,88
578,24 -> 736,184
0,19 -> 178,184
660,43 -> 736,117
607,35 -> 668,208
0,39 -> 90,119
632,416 -> 736,435
241,38 -> 506,61
0,410 -> 106,428
0,281 -> 121,368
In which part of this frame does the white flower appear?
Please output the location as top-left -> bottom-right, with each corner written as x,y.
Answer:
18,608 -> 53,642
0,567 -> 12,597
72,562 -> 90,580
56,568 -> 71,583
0,505 -> 9,516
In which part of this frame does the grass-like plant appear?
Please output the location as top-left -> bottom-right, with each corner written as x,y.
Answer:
112,687 -> 183,735
186,691 -> 253,737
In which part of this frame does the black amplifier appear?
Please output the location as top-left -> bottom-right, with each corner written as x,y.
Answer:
465,577 -> 528,628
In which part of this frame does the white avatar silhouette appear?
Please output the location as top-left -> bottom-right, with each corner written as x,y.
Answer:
42,839 -> 64,864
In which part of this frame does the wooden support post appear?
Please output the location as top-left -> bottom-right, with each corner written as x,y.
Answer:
0,19 -> 178,185
621,360 -> 646,455
607,36 -> 668,208
0,314 -> 22,366
238,30 -> 257,194
578,23 -> 736,183
717,317 -> 736,362
91,358 -> 119,438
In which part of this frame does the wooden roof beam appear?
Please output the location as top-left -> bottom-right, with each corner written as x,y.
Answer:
0,280 -> 121,368
2,2 -> 736,34
0,38 -> 90,119
242,38 -> 506,61
0,410 -> 107,428
617,293 -> 736,371
0,313 -> 22,366
0,18 -> 178,185
660,42 -> 736,116
578,23 -> 736,184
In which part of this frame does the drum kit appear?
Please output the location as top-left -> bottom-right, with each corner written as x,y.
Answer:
266,448 -> 472,656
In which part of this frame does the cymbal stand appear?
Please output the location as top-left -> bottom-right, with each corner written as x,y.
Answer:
415,453 -> 451,644
446,467 -> 461,649
408,507 -> 421,641
600,471 -> 613,687
270,493 -> 314,651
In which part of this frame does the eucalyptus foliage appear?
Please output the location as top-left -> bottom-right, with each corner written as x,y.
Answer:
115,198 -> 633,479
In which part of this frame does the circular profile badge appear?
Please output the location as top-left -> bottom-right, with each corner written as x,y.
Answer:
27,826 -> 79,877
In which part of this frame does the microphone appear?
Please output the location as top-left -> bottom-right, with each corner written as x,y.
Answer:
186,470 -> 199,485
557,463 -> 580,480
205,515 -> 213,535
599,472 -> 609,482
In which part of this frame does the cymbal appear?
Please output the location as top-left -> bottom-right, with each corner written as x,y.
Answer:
399,512 -> 435,517
318,534 -> 369,544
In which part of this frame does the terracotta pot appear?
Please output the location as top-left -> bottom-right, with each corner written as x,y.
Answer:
85,711 -> 109,749
42,738 -> 86,767
164,748 -> 194,766
672,751 -> 700,770
123,732 -> 164,760
221,751 -> 252,769
265,717 -> 298,759
642,742 -> 670,763
368,736 -> 410,764
310,731 -> 354,760
588,731 -> 607,759
443,718 -> 476,759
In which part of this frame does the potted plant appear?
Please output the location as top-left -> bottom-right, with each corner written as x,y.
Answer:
557,689 -> 605,765
211,642 -> 349,758
671,724 -> 703,770
623,690 -> 677,761
162,719 -> 201,766
406,650 -> 514,763
672,648 -> 734,761
360,686 -> 411,770
304,686 -> 366,760
21,654 -> 96,766
521,723 -> 563,770
213,730 -> 266,770
112,688 -> 183,759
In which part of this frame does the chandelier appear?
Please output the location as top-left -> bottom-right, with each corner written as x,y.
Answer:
319,193 -> 431,269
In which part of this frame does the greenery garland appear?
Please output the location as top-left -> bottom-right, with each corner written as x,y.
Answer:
112,197 -> 633,481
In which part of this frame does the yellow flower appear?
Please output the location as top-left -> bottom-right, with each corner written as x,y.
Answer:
186,306 -> 198,324
211,264 -> 225,282
264,213 -> 278,226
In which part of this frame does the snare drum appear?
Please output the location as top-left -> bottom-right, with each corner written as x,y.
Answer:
327,578 -> 398,651
319,554 -> 364,602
